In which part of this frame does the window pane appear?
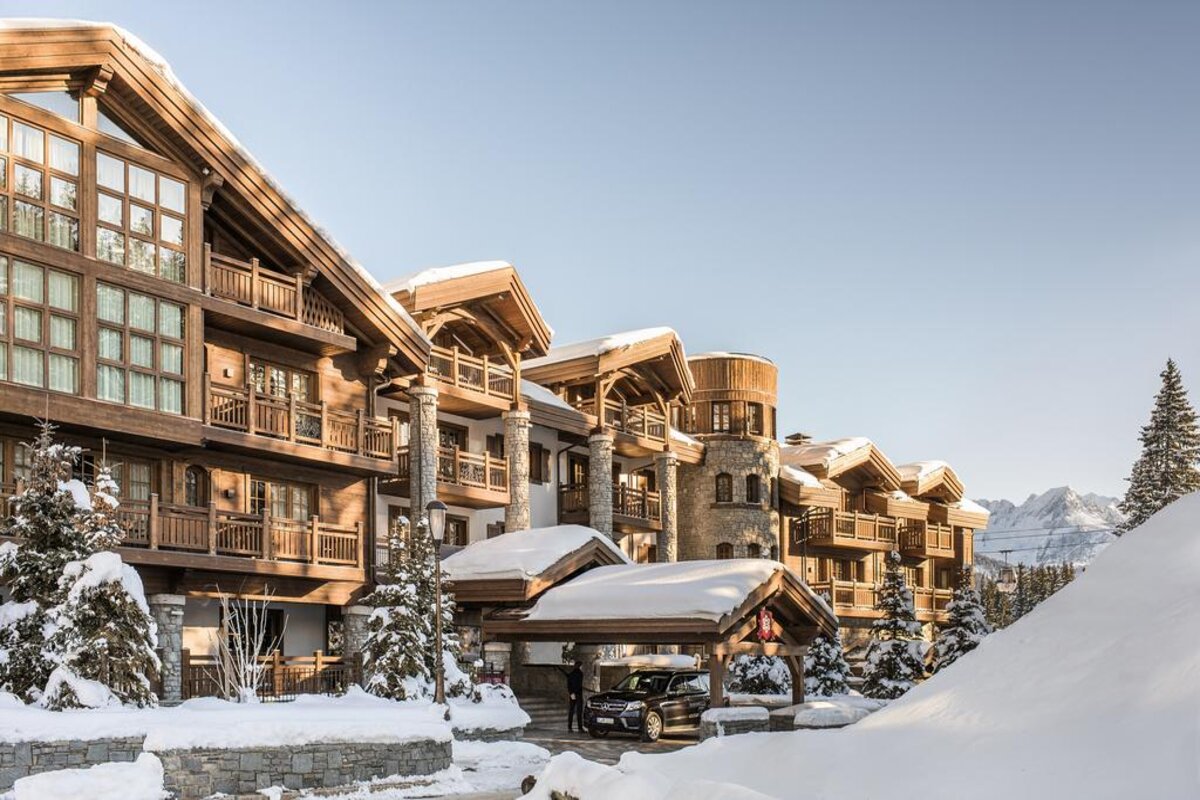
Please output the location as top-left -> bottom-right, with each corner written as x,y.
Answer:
48,213 -> 78,251
97,364 -> 125,402
129,371 -> 155,409
96,227 -> 125,264
48,271 -> 78,311
49,177 -> 76,210
48,354 -> 77,394
160,378 -> 182,415
129,294 -> 155,332
160,343 -> 183,375
98,327 -> 123,361
13,201 -> 44,241
160,214 -> 184,246
97,152 -> 124,191
0,196 -> 6,232
97,284 -> 125,323
14,164 -> 42,199
14,307 -> 41,342
0,305 -> 5,337
0,343 -> 6,381
130,335 -> 154,368
0,115 -> 7,150
129,238 -> 155,274
0,157 -> 5,190
98,193 -> 123,225
48,135 -> 79,176
13,261 -> 43,302
49,315 -> 75,350
0,257 -> 6,295
160,177 -> 185,214
129,165 -> 155,203
130,204 -> 153,236
126,463 -> 151,501
13,92 -> 78,123
13,346 -> 43,387
159,302 -> 183,338
13,123 -> 43,163
160,248 -> 185,283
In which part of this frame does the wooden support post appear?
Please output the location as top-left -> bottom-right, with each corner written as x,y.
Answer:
272,649 -> 283,697
181,648 -> 191,700
202,372 -> 212,424
482,354 -> 490,391
451,347 -> 460,387
320,401 -> 329,449
314,649 -> 324,674
207,502 -> 218,554
309,515 -> 320,564
355,520 -> 365,569
148,493 -> 160,549
247,389 -> 257,435
709,651 -> 727,709
202,243 -> 212,295
250,258 -> 261,309
293,273 -> 304,321
288,394 -> 298,442
262,507 -> 273,560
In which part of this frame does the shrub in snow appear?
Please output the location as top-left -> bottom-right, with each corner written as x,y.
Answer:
861,552 -> 929,700
208,590 -> 286,702
804,609 -> 852,697
728,654 -> 791,695
933,569 -> 991,673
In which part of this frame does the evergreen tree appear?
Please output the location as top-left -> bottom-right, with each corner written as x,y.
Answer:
1118,359 -> 1200,532
932,569 -> 992,673
1012,564 -> 1029,620
728,655 -> 791,695
861,552 -> 928,700
804,634 -> 851,698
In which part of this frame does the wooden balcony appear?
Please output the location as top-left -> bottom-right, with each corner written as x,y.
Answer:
899,520 -> 957,560
800,509 -> 898,552
383,445 -> 509,509
574,398 -> 668,445
204,378 -> 398,470
425,345 -> 516,416
559,482 -> 662,533
811,579 -> 951,622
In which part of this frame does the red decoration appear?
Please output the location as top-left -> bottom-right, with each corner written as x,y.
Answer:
756,608 -> 775,642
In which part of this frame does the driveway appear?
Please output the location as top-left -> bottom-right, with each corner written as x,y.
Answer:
521,724 -> 694,766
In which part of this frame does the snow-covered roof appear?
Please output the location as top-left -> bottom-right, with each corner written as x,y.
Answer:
897,460 -> 950,482
442,525 -> 628,583
670,428 -> 703,448
779,464 -> 824,489
953,497 -> 990,517
780,437 -> 873,470
0,19 -> 427,352
689,351 -> 775,366
524,559 -> 785,623
520,380 -> 578,414
382,261 -> 514,295
524,327 -> 678,369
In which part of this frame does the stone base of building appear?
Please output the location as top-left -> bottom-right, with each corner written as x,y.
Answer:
0,737 -> 144,791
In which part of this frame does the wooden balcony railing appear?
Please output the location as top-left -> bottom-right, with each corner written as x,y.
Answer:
801,509 -> 898,548
182,648 -> 360,701
812,580 -> 952,617
0,482 -> 15,518
204,245 -> 346,335
114,494 -> 362,568
559,482 -> 662,524
395,445 -> 509,493
899,520 -> 955,557
205,377 -> 397,460
426,345 -> 514,401
574,398 -> 668,443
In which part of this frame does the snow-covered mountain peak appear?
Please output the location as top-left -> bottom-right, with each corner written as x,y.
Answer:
973,487 -> 1125,569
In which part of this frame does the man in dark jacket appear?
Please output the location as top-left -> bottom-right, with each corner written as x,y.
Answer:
566,660 -> 584,732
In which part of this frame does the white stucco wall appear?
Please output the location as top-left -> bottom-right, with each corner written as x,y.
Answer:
181,598 -> 328,657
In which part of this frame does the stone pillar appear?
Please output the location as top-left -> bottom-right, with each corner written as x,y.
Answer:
148,594 -> 185,705
504,409 -> 531,532
588,431 -> 614,536
342,605 -> 372,686
655,450 -> 679,563
409,385 -> 439,521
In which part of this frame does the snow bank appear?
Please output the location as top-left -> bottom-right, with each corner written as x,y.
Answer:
13,752 -> 164,800
790,696 -> 885,729
526,752 -> 773,800
383,261 -> 513,295
525,327 -> 678,368
700,706 -> 768,724
449,684 -> 530,733
452,739 -> 550,793
523,560 -> 781,623
533,494 -> 1200,800
442,525 -> 628,583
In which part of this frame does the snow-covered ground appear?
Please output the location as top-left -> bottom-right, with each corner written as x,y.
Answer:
11,753 -> 165,800
526,494 -> 1200,799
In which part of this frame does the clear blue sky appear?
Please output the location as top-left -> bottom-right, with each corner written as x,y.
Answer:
6,1 -> 1199,500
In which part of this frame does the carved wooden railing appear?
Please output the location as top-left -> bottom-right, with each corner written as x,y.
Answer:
426,344 -> 514,401
812,580 -> 952,617
394,445 -> 509,493
115,495 -> 363,568
204,245 -> 345,335
558,482 -> 661,524
182,649 -> 360,701
800,509 -> 898,548
899,520 -> 955,556
574,398 -> 668,443
204,377 -> 397,460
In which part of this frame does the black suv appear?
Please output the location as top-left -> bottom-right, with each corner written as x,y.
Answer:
584,669 -> 711,742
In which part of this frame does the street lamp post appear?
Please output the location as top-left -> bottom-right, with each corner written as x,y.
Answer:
426,500 -> 448,706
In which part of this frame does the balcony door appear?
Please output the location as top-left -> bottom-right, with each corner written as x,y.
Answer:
248,358 -> 316,402
249,477 -> 312,522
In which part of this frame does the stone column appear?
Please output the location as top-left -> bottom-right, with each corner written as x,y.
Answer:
148,594 -> 185,705
504,409 -> 532,532
655,450 -> 679,563
409,385 -> 439,521
342,605 -> 372,686
588,431 -> 614,537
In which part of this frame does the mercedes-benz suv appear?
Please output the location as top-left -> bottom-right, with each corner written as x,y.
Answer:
584,669 -> 711,742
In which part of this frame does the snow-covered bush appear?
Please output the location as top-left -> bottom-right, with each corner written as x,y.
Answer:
728,654 -> 791,695
861,552 -> 929,700
804,634 -> 852,697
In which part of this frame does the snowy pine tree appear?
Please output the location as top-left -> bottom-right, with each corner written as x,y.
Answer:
728,655 -> 791,695
933,569 -> 991,673
1118,359 -> 1200,533
804,592 -> 851,697
861,552 -> 928,700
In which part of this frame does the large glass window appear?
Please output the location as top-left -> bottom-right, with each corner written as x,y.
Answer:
0,256 -> 80,392
249,478 -> 313,521
94,149 -> 187,283
0,114 -> 80,251
248,359 -> 315,401
95,282 -> 185,414
711,401 -> 731,433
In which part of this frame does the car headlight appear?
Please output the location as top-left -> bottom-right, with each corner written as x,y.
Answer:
624,700 -> 644,711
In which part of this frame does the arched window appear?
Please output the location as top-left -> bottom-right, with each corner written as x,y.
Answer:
769,545 -> 779,561
715,473 -> 733,503
716,542 -> 734,559
184,465 -> 209,507
745,474 -> 762,504
747,543 -> 761,559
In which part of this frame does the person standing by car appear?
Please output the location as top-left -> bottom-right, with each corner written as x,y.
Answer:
566,659 -> 584,732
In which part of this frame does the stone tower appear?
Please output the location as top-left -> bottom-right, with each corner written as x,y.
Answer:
677,353 -> 781,561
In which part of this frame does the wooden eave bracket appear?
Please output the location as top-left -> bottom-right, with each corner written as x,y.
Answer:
80,63 -> 115,97
200,170 -> 225,211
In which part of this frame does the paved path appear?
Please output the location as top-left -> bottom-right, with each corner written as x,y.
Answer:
521,725 -> 693,766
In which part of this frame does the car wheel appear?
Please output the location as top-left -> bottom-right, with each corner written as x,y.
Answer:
641,710 -> 663,743
588,728 -> 609,739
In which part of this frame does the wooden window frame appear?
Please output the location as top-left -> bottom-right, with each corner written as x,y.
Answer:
94,147 -> 188,283
715,542 -> 734,560
529,441 -> 550,485
715,472 -> 733,504
247,356 -> 317,402
96,281 -> 186,415
0,110 -> 81,252
745,474 -> 762,504
711,401 -> 731,434
0,255 -> 81,394
746,402 -> 764,436
446,513 -> 469,547
747,543 -> 762,559
248,476 -> 316,522
438,422 -> 468,451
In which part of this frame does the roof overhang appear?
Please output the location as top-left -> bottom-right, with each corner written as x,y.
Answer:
900,462 -> 965,503
525,329 -> 695,403
784,441 -> 903,491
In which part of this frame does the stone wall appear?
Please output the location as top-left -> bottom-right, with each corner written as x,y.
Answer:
678,437 -> 780,561
698,708 -> 770,741
0,737 -> 143,791
148,593 -> 185,704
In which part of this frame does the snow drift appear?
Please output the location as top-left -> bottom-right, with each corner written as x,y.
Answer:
528,494 -> 1200,799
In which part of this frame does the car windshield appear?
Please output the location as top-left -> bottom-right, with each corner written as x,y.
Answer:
613,671 -> 674,694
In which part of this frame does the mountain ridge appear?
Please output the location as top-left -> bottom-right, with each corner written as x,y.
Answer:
972,486 -> 1124,570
